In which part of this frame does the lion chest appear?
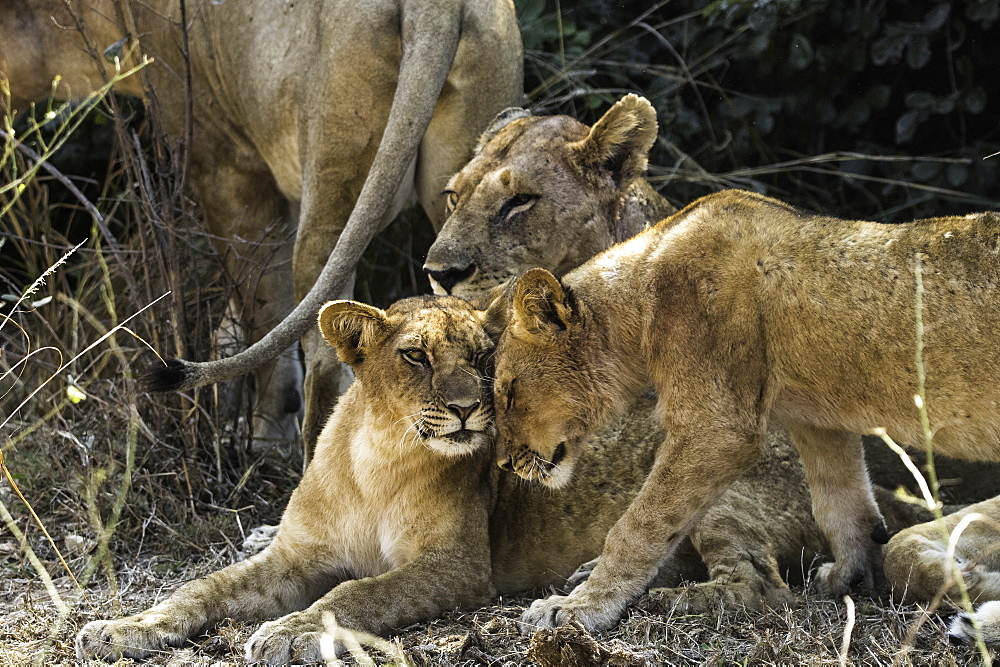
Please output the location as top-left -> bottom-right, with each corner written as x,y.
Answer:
280,425 -> 451,578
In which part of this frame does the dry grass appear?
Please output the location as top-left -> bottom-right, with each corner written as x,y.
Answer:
2,3 -> 999,666
1,553 -> 991,665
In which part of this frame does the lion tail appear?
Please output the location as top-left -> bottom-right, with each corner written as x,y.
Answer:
140,4 -> 464,394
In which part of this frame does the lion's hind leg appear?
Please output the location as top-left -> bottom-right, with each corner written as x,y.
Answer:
785,422 -> 887,596
75,544 -> 333,660
885,496 -> 1000,603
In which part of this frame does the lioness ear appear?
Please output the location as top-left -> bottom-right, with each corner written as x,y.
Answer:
568,94 -> 658,187
475,107 -> 532,154
511,268 -> 574,339
479,277 -> 517,342
317,300 -> 390,366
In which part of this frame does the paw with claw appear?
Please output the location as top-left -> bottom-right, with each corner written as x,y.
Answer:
75,615 -> 183,660
245,610 -> 329,665
519,590 -> 626,635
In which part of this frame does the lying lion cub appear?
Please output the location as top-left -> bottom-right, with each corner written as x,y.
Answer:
884,495 -> 1000,646
488,189 -> 1000,634
76,295 -> 660,662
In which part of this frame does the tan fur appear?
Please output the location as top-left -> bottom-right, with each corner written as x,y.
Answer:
424,94 -> 674,299
70,290 -> 946,662
0,0 -> 522,448
428,96 -> 937,616
885,496 -> 1000,646
75,296 -> 498,662
489,188 -> 1000,632
74,296 -> 649,662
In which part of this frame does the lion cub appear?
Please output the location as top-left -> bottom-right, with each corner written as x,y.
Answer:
884,494 -> 1000,646
76,296 -> 668,662
77,296 -> 498,663
488,189 -> 1000,633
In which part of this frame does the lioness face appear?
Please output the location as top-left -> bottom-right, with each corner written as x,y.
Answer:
318,296 -> 495,456
424,116 -> 619,300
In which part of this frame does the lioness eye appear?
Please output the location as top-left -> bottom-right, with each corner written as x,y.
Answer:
402,348 -> 428,365
473,349 -> 493,373
505,378 -> 516,410
497,194 -> 537,221
444,191 -> 458,214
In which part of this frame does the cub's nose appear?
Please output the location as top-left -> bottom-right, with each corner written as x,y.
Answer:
447,400 -> 480,423
496,454 -> 515,472
424,264 -> 476,294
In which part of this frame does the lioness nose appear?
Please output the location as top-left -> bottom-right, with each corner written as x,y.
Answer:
447,400 -> 480,423
497,455 -> 515,472
425,264 -> 476,294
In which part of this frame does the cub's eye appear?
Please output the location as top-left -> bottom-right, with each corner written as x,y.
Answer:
402,348 -> 428,365
444,191 -> 459,214
497,194 -> 538,222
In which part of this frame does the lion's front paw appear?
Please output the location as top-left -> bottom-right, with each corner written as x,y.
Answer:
519,592 -> 624,635
813,561 -> 872,598
75,616 -> 182,660
246,612 -> 327,665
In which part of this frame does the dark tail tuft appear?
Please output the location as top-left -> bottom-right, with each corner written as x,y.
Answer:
139,358 -> 190,393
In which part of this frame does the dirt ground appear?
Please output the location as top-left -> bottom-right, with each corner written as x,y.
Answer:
0,528 -> 993,666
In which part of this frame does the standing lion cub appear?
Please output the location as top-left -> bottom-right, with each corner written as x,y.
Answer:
488,188 -> 1000,634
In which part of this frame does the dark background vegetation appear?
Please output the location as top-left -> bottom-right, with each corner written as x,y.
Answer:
520,0 -> 998,218
1,0 -> 998,662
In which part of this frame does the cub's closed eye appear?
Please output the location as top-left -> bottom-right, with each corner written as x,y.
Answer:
498,194 -> 538,221
504,378 -> 517,410
443,191 -> 459,213
402,348 -> 428,365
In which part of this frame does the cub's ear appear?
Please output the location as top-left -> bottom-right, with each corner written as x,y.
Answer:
317,300 -> 390,366
511,268 -> 575,339
475,107 -> 532,154
568,94 -> 658,187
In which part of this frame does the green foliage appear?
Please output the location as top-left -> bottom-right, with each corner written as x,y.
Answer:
515,0 -> 999,220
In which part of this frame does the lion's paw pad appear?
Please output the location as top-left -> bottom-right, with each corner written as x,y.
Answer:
246,616 -> 326,664
75,617 -> 180,660
519,593 -> 622,635
812,561 -> 868,598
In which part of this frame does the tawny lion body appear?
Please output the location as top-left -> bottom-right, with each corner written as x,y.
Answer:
884,495 -> 1000,646
75,296 -> 659,662
74,292 -> 906,662
489,188 -> 1000,634
424,95 -> 938,615
1,0 -> 522,448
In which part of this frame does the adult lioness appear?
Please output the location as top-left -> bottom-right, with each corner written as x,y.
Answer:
75,295 -> 661,662
488,189 -> 1000,633
1,0 -> 522,448
423,97 -> 675,299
